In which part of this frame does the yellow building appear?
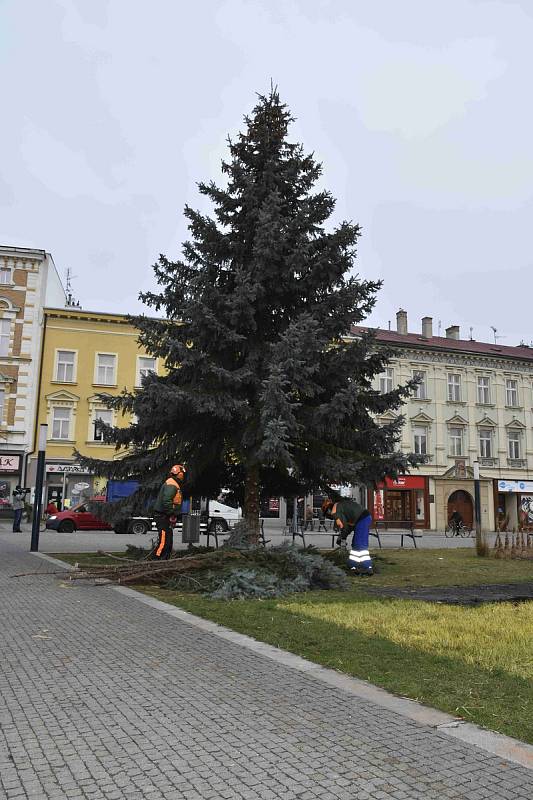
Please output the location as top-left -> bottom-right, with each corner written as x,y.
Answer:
28,306 -> 161,508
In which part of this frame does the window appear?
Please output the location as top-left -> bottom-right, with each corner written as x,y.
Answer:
0,388 -> 4,423
447,373 -> 461,402
93,409 -> 113,441
0,319 -> 10,356
449,426 -> 463,456
52,407 -> 71,440
95,353 -> 117,385
136,356 -> 156,386
379,368 -> 393,394
0,268 -> 11,285
477,376 -> 491,405
479,428 -> 492,458
508,431 -> 521,459
412,370 -> 427,400
55,350 -> 76,383
506,379 -> 519,407
413,426 -> 427,455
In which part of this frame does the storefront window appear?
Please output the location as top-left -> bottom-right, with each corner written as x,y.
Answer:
415,489 -> 425,520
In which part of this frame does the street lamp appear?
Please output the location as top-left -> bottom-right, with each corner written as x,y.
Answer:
473,460 -> 484,555
30,424 -> 47,552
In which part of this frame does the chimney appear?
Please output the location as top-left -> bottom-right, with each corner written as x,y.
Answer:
421,316 -> 433,338
396,309 -> 408,335
446,325 -> 460,340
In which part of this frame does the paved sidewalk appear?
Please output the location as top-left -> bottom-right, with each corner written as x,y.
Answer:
1,537 -> 532,800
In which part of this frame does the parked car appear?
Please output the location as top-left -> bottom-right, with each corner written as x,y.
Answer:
45,501 -> 113,533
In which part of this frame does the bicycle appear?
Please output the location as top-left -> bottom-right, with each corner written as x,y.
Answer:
444,520 -> 470,538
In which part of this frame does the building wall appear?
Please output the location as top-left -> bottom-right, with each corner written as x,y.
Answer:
28,308 -> 162,507
0,246 -> 66,512
373,338 -> 533,530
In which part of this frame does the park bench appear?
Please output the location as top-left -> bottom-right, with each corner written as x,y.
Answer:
289,518 -> 337,548
372,520 -> 422,548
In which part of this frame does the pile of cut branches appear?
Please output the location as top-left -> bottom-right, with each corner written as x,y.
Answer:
13,545 -> 350,599
67,550 -> 243,585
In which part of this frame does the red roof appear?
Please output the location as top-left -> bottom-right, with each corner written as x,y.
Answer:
351,326 -> 533,363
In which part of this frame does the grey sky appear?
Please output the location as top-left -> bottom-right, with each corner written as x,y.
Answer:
1,0 -> 532,346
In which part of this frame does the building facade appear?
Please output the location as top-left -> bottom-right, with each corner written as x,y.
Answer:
28,307 -> 162,508
0,246 -> 65,514
359,310 -> 533,532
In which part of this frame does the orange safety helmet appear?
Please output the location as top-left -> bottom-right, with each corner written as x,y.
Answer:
170,464 -> 186,481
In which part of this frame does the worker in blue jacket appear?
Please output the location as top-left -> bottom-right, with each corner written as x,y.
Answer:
152,464 -> 186,559
322,495 -> 373,575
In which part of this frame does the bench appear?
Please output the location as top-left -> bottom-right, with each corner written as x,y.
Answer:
205,518 -> 271,549
289,518 -> 337,548
372,520 -> 422,548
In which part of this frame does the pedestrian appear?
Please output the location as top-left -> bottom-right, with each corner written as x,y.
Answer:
45,501 -> 58,516
322,495 -> 373,575
12,486 -> 26,533
152,464 -> 186,559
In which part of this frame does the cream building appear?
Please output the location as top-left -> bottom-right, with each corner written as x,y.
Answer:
0,246 -> 65,513
356,310 -> 533,532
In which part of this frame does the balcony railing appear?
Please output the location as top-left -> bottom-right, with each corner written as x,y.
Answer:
507,458 -> 527,469
478,457 -> 498,467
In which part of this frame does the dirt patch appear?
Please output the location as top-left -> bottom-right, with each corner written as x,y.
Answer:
364,582 -> 533,606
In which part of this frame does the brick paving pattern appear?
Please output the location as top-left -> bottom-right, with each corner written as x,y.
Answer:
0,533 -> 532,799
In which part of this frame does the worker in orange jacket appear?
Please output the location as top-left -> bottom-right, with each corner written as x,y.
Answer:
152,464 -> 186,559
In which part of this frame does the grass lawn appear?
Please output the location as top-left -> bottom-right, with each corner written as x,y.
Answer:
53,548 -> 533,743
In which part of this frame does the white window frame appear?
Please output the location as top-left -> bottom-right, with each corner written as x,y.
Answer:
477,376 -> 491,405
508,430 -> 522,459
55,349 -> 77,383
136,356 -> 157,387
0,388 -> 5,424
51,407 -> 72,440
413,425 -> 428,455
94,352 -> 117,386
447,373 -> 462,402
0,266 -> 12,285
379,367 -> 393,394
412,370 -> 427,400
0,318 -> 11,356
92,408 -> 114,442
449,426 -> 463,456
506,379 -> 519,407
479,428 -> 492,458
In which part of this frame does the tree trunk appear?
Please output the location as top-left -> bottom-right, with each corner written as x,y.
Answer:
244,463 -> 260,544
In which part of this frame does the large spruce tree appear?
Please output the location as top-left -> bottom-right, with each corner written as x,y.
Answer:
79,89 -> 419,534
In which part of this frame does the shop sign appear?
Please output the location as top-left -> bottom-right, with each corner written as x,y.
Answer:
0,455 -> 20,472
46,464 -> 90,474
498,479 -> 533,493
379,476 -> 425,490
373,489 -> 385,520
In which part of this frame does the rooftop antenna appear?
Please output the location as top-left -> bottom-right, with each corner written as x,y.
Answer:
469,326 -> 473,340
388,320 -> 391,330
65,268 -> 81,309
490,326 -> 505,344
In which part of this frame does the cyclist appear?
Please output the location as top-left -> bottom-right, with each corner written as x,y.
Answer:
449,509 -> 463,535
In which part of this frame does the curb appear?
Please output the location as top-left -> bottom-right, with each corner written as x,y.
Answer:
31,551 -> 533,771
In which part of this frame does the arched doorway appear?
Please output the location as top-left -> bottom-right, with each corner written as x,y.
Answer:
447,490 -> 473,528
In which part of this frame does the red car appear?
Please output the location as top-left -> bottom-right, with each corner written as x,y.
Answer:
45,501 -> 113,533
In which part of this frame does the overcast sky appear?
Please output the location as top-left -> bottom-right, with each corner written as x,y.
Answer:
1,0 -> 532,346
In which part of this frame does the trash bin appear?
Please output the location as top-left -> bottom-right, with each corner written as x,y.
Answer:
182,513 -> 201,543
